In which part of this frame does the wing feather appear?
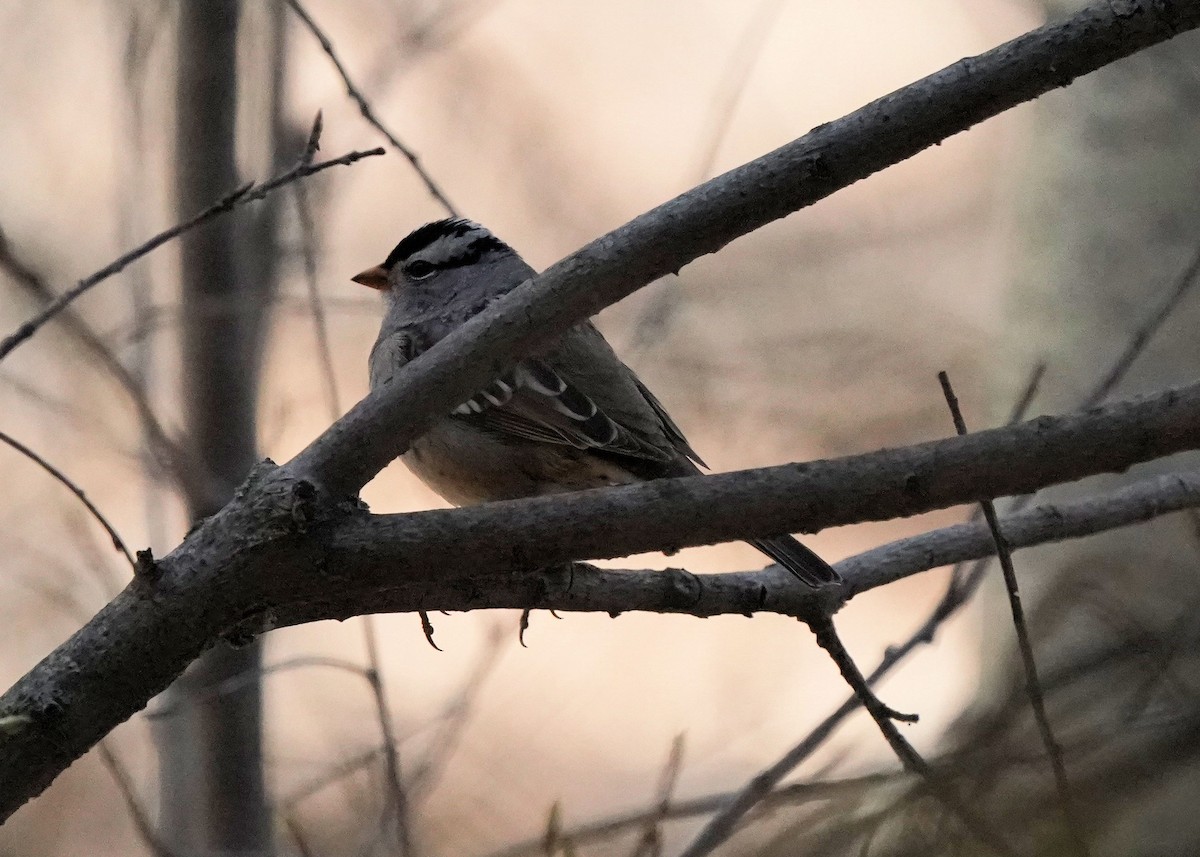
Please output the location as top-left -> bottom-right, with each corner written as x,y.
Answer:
429,322 -> 698,472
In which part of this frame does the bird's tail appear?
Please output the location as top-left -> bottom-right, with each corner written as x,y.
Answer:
749,535 -> 841,588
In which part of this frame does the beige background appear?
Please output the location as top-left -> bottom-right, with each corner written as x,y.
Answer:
0,1 -> 1042,853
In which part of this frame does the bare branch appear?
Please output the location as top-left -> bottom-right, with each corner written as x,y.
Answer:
839,467 -> 1200,593
0,142 -> 384,364
283,0 -> 459,215
282,746 -> 383,809
1084,239 -> 1200,408
0,429 -> 135,569
5,374 -> 1200,820
362,619 -> 417,857
803,224 -> 1200,815
807,619 -> 1017,857
303,451 -> 1200,620
298,381 -> 1200,615
692,0 -> 789,182
4,0 -> 1200,821
629,734 -> 685,857
292,181 -> 342,422
938,370 -> 1089,857
486,773 -> 898,857
0,225 -> 214,507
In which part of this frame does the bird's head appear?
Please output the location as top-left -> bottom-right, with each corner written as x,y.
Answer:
353,218 -> 530,315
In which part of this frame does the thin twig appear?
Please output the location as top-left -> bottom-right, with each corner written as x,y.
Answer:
543,801 -> 564,856
488,772 -> 900,857
284,0 -> 458,215
0,225 -> 208,506
293,181 -> 342,422
626,0 -> 789,355
68,507 -> 132,602
119,5 -> 175,555
675,231 -> 1200,851
693,0 -> 790,181
283,745 -> 385,809
1083,241 -> 1200,408
97,740 -> 178,857
629,734 -> 685,857
0,134 -> 384,363
940,363 -> 1048,588
672,362 -> 1047,857
938,370 -> 1090,857
362,617 -> 416,857
0,429 -> 135,569
808,617 -> 1017,857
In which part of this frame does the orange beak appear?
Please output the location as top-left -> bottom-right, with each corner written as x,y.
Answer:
351,264 -> 389,290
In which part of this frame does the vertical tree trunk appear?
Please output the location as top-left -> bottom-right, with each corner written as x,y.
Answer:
156,2 -> 280,853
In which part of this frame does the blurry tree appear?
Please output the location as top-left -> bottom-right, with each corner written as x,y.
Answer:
155,1 -> 291,854
4,3 -> 1200,857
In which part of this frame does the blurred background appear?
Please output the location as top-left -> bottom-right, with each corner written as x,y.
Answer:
3,1 -> 1200,855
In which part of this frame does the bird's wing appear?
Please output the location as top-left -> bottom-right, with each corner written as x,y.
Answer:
368,330 -> 415,389
456,357 -> 675,464
629,375 -> 706,468
453,323 -> 700,468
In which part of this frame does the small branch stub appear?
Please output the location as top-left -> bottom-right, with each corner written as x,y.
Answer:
134,548 -> 159,582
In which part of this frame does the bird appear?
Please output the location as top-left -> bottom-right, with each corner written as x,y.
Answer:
353,218 -> 840,587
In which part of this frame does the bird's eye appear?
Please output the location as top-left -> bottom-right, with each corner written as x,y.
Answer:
404,260 -> 436,280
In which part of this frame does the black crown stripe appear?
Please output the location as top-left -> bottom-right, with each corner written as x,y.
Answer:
382,219 -> 512,271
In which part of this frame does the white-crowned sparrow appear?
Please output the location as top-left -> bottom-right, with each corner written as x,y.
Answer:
354,218 -> 839,587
